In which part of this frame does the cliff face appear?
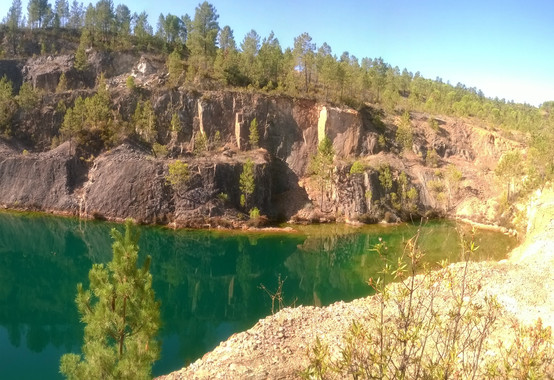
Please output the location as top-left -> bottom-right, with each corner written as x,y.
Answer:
0,53 -> 524,227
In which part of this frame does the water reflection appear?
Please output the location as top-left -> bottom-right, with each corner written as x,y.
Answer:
0,213 -> 517,379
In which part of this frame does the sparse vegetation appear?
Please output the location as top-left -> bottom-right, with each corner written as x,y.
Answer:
349,160 -> 365,176
249,117 -> 259,149
495,151 -> 524,202
193,131 -> 207,155
239,158 -> 255,208
133,100 -> 157,144
425,148 -> 439,167
302,230 -> 552,379
249,207 -> 260,219
56,72 -> 68,93
16,82 -> 40,111
166,160 -> 190,190
309,136 -> 335,211
152,142 -> 168,158
125,75 -> 136,91
396,110 -> 413,151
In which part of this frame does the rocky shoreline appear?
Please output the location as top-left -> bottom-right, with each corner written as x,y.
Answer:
156,187 -> 554,379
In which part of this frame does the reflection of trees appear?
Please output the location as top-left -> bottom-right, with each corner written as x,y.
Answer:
0,212 -> 517,377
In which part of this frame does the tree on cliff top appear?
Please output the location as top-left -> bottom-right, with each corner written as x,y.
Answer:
60,220 -> 160,380
186,1 -> 219,79
4,0 -> 23,54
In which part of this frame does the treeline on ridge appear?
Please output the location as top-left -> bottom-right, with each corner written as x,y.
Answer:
1,0 -> 554,184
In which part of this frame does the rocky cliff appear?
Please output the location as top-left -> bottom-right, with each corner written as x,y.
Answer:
0,52 -> 524,228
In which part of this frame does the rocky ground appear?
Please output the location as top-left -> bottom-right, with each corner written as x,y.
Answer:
157,187 -> 554,379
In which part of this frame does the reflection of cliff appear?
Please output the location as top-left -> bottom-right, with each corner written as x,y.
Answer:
0,211 -> 516,376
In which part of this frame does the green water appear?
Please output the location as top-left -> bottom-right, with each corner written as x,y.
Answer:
0,212 -> 517,379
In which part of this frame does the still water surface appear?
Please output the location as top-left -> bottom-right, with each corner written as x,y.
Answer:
0,212 -> 517,379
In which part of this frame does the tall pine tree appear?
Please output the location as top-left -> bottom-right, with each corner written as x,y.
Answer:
60,220 -> 160,380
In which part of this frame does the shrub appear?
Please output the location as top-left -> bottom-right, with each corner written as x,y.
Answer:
17,82 -> 40,111
429,118 -> 439,131
166,160 -> 190,190
426,148 -> 439,168
302,231 -> 509,379
396,110 -> 413,151
152,143 -> 168,158
349,160 -> 365,176
193,132 -> 207,155
249,207 -> 260,219
249,117 -> 259,149
217,192 -> 229,202
125,75 -> 136,91
56,72 -> 68,93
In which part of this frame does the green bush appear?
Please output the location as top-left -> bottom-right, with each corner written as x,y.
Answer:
166,160 -> 190,189
349,160 -> 365,176
249,207 -> 260,219
125,75 -> 136,91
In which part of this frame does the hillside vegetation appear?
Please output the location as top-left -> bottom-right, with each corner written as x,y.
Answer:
0,0 -> 552,229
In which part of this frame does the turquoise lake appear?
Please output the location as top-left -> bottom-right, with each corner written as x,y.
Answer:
0,212 -> 517,379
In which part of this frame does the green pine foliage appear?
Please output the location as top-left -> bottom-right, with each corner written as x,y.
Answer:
60,74 -> 115,147
133,100 -> 156,143
396,110 -> 413,151
309,136 -> 335,210
495,151 -> 524,202
166,49 -> 184,88
74,33 -> 88,71
125,75 -> 136,91
60,220 -> 160,380
17,81 -> 40,111
349,160 -> 365,176
193,132 -> 207,155
56,72 -> 68,93
0,75 -> 17,134
170,112 -> 181,133
239,158 -> 255,208
0,0 -> 552,200
166,160 -> 190,189
249,117 -> 259,149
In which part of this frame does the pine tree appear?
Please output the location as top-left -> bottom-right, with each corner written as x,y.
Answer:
170,112 -> 181,133
68,0 -> 83,29
239,158 -> 255,208
249,117 -> 259,149
186,1 -> 219,78
16,82 -> 40,111
55,0 -> 69,27
60,220 -> 160,380
4,0 -> 23,54
74,31 -> 89,71
0,76 -> 16,135
309,136 -> 335,210
166,48 -> 184,88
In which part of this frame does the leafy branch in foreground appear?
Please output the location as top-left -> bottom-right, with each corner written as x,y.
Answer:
60,220 -> 160,380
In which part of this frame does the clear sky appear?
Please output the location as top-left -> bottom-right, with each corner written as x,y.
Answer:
13,0 -> 554,106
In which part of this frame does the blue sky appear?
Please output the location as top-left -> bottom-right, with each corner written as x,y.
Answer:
13,0 -> 554,105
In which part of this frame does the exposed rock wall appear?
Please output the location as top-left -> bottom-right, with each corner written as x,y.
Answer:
0,52 -> 525,226
0,59 -> 24,92
0,152 -> 84,212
